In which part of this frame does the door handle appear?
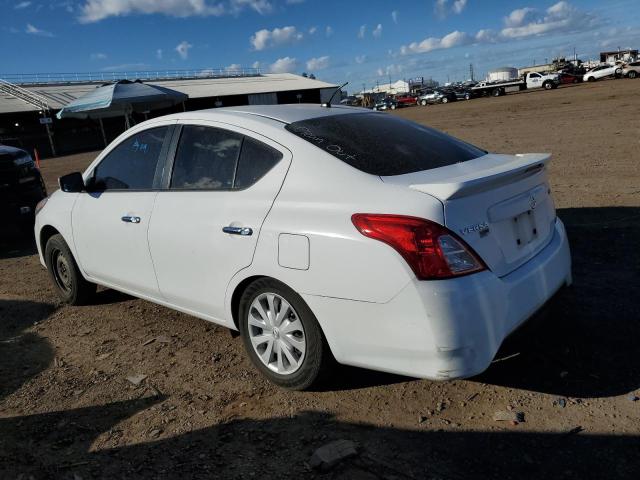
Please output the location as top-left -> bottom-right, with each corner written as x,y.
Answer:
121,215 -> 141,224
222,226 -> 253,236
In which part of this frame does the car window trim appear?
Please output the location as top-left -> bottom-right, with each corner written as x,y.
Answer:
86,124 -> 175,193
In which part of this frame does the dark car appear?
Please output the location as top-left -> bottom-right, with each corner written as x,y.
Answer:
451,88 -> 473,100
0,145 -> 47,231
559,72 -> 583,84
373,98 -> 398,110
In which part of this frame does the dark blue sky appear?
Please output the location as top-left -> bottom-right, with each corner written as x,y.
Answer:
2,0 -> 639,88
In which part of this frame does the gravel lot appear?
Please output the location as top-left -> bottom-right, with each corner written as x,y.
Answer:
1,79 -> 639,479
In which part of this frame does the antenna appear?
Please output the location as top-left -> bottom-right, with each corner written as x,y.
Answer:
322,81 -> 349,108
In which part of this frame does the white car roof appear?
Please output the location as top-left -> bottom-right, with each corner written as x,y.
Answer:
166,104 -> 369,125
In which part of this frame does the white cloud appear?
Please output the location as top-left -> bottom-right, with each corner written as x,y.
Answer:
355,54 -> 367,64
226,63 -> 242,71
252,60 -> 261,69
308,26 -> 317,35
25,23 -> 54,37
434,0 -> 466,18
156,48 -> 163,60
306,55 -> 329,71
391,10 -> 398,24
501,1 -> 591,39
268,56 -> 298,73
14,1 -> 31,9
475,29 -> 497,43
101,62 -> 150,72
250,25 -> 303,51
400,30 -> 469,54
358,24 -> 366,39
229,0 -> 272,15
452,0 -> 467,15
79,0 -> 225,23
175,40 -> 193,59
377,64 -> 403,77
372,24 -> 382,38
286,0 -> 305,4
90,52 -> 107,60
325,25 -> 333,37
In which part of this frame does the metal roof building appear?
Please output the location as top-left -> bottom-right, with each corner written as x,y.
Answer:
0,71 -> 340,157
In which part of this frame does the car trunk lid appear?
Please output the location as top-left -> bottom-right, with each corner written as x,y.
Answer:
381,153 -> 556,277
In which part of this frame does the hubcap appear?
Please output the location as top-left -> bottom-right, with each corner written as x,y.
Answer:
247,292 -> 306,375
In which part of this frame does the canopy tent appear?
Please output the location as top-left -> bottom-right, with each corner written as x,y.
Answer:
56,80 -> 188,145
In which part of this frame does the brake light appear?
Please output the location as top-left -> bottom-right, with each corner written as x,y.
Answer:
351,214 -> 486,280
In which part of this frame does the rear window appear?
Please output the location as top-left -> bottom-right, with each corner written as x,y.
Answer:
285,112 -> 486,176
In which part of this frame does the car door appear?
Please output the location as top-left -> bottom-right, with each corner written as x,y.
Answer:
148,121 -> 291,322
527,73 -> 542,88
72,124 -> 173,298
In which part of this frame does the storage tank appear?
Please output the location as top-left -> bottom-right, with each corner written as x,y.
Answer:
487,67 -> 518,82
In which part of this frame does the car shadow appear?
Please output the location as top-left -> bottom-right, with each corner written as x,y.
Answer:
0,226 -> 38,260
475,206 -> 640,398
0,298 -> 56,402
1,408 -> 638,479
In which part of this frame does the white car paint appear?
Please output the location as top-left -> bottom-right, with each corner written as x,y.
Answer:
583,64 -> 622,81
35,104 -> 572,381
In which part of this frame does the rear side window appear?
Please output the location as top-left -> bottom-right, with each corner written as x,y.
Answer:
285,112 -> 486,176
93,126 -> 168,190
171,126 -> 242,190
234,137 -> 282,189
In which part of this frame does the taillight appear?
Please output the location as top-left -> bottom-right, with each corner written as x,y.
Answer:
351,214 -> 486,280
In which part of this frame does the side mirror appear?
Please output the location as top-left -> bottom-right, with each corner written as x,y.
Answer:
59,172 -> 85,193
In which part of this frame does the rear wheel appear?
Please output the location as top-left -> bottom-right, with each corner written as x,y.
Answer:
239,278 -> 332,390
420,99 -> 427,106
492,88 -> 502,97
587,76 -> 596,82
45,234 -> 96,305
628,70 -> 637,79
390,104 -> 396,110
441,97 -> 448,104
464,93 -> 471,100
543,81 -> 553,90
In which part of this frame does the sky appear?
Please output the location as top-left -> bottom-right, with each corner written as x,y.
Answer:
2,0 -> 640,92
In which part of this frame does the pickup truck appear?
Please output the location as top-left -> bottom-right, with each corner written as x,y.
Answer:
471,72 -> 560,97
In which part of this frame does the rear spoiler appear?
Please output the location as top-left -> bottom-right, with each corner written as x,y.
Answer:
381,153 -> 551,200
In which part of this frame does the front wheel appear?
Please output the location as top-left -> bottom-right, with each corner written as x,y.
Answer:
420,99 -> 427,106
464,93 -> 471,100
628,71 -> 637,79
45,234 -> 96,305
239,278 -> 332,390
543,81 -> 553,90
441,97 -> 449,103
390,104 -> 396,110
587,76 -> 596,82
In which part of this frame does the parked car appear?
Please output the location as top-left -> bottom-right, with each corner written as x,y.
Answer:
559,72 -> 583,84
622,61 -> 640,79
394,94 -> 418,106
0,144 -> 47,232
417,89 -> 456,105
451,88 -> 473,100
36,105 -> 572,390
583,64 -> 623,82
373,98 -> 397,110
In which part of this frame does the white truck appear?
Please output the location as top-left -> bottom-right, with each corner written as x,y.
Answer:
471,72 -> 560,97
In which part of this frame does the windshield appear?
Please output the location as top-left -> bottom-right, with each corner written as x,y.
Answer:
285,112 -> 486,176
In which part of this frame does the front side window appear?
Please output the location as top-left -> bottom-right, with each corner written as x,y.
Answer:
285,112 -> 486,176
171,126 -> 242,190
92,126 -> 168,190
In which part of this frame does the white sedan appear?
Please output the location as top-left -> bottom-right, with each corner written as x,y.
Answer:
583,64 -> 623,82
35,105 -> 572,390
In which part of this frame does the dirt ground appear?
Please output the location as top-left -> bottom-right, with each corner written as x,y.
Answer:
1,79 -> 639,479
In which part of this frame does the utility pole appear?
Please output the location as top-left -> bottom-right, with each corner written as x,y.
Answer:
469,63 -> 474,82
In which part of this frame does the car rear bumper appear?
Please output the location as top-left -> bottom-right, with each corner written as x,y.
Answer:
304,218 -> 572,380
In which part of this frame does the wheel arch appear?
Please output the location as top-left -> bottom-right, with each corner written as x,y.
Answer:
39,224 -> 61,258
230,274 -> 267,330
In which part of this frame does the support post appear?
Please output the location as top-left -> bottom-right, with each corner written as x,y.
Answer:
99,117 -> 107,147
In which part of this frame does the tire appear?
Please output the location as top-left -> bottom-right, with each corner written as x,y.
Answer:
238,278 -> 333,390
614,69 -> 622,78
587,76 -> 596,82
441,97 -> 448,104
420,99 -> 427,106
573,78 -> 579,84
492,88 -> 502,97
464,93 -> 470,100
45,234 -> 96,305
390,104 -> 396,110
543,81 -> 553,90
628,71 -> 637,79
